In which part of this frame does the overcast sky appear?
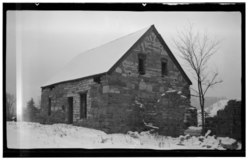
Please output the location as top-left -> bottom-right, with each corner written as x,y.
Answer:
6,11 -> 241,107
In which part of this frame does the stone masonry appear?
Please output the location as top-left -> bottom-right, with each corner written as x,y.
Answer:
205,100 -> 241,140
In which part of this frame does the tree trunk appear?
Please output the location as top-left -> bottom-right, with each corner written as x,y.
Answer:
200,95 -> 205,135
198,78 -> 205,135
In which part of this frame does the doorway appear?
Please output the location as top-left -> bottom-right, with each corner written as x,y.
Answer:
68,97 -> 73,124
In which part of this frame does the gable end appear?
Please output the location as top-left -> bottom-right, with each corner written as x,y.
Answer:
108,25 -> 154,74
151,26 -> 192,85
108,25 -> 192,85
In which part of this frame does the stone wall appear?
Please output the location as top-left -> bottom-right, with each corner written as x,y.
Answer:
41,29 -> 191,136
205,100 -> 241,140
91,30 -> 191,136
41,77 -> 106,123
184,106 -> 198,128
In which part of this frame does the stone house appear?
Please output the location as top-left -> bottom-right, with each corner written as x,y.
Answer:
41,25 -> 193,136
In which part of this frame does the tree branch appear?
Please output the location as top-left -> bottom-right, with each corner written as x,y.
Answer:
190,87 -> 199,95
203,72 -> 223,95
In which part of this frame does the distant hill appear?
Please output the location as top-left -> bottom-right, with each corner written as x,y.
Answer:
191,96 -> 227,110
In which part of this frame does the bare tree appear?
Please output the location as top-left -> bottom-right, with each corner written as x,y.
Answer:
174,25 -> 222,134
6,92 -> 16,120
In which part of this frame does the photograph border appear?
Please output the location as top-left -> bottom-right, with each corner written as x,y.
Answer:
2,2 -> 245,157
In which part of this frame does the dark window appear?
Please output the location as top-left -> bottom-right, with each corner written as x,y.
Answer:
48,98 -> 51,116
93,76 -> 101,84
62,105 -> 65,111
68,97 -> 73,124
49,85 -> 55,90
138,54 -> 146,75
161,59 -> 168,76
80,93 -> 87,119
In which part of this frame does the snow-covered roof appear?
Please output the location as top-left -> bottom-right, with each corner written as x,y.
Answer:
42,24 -> 192,87
42,25 -> 152,87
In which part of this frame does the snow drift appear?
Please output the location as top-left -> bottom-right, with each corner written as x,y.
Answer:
7,121 -> 241,150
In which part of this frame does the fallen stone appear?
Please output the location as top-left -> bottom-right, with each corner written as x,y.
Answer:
218,137 -> 238,150
184,126 -> 202,136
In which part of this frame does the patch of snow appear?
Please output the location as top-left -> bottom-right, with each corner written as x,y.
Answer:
7,122 -> 241,150
218,137 -> 236,145
217,137 -> 238,150
160,89 -> 178,96
184,126 -> 202,136
143,120 -> 159,129
165,89 -> 177,93
135,100 -> 143,108
204,130 -> 211,137
188,126 -> 202,131
177,91 -> 182,94
127,131 -> 140,139
188,107 -> 197,110
181,95 -> 187,98
7,121 -> 107,149
237,142 -> 242,150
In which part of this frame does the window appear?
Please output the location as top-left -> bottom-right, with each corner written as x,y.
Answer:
161,59 -> 168,76
68,97 -> 73,124
48,98 -> 51,116
49,85 -> 55,91
138,54 -> 146,75
80,93 -> 87,119
93,76 -> 101,84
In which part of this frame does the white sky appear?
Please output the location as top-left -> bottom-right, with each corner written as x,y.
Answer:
6,11 -> 241,107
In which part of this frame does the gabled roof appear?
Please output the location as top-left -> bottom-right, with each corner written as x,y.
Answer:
42,25 -> 192,87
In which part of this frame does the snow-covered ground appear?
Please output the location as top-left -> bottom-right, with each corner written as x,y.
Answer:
7,122 -> 241,150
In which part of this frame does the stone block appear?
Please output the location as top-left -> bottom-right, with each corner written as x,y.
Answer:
109,87 -> 120,94
115,67 -> 122,73
122,73 -> 127,77
127,83 -> 135,89
159,86 -> 164,92
146,84 -> 153,92
102,85 -> 109,93
139,80 -> 147,90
